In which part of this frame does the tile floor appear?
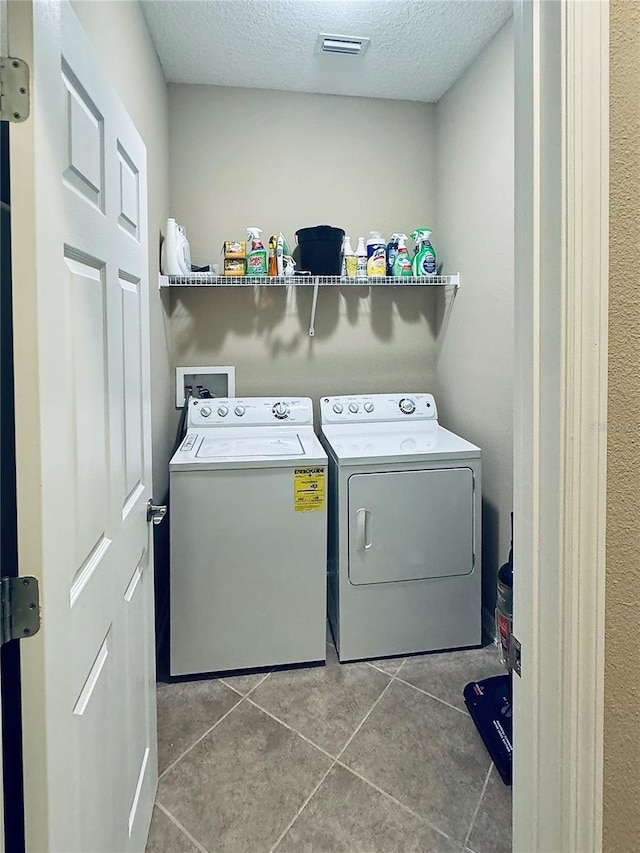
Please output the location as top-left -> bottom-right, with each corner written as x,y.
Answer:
147,631 -> 511,853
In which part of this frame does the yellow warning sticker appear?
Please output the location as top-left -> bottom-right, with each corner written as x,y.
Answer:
294,467 -> 325,512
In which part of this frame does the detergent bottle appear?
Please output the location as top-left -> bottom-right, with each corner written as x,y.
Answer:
162,218 -> 192,275
411,228 -> 437,276
392,233 -> 413,276
246,227 -> 268,276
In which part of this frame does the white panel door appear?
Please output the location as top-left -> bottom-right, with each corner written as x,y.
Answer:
8,1 -> 157,850
348,468 -> 475,585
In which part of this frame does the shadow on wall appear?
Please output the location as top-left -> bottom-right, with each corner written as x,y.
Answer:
481,497 -> 501,643
153,492 -> 171,655
169,285 -> 452,355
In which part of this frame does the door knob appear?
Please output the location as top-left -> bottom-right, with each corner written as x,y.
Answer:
147,499 -> 167,526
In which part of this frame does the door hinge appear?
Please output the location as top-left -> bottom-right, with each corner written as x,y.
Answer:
509,634 -> 522,677
0,57 -> 30,122
0,577 -> 41,647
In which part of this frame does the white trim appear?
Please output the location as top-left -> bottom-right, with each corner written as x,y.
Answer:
562,2 -> 607,849
513,2 -> 607,851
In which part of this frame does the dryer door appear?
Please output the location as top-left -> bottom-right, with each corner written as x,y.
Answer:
348,468 -> 475,585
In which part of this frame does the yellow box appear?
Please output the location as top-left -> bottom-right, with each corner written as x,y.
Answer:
223,241 -> 246,259
224,258 -> 246,276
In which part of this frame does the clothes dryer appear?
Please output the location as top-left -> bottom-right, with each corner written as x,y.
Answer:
320,393 -> 481,662
170,397 -> 327,676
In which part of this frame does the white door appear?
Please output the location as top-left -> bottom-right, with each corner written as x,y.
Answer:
8,1 -> 157,850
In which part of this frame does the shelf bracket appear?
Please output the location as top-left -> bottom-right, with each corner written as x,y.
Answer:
308,281 -> 319,337
436,283 -> 459,356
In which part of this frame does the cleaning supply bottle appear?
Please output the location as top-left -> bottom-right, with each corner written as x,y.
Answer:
246,227 -> 267,276
343,236 -> 357,278
392,233 -> 413,276
411,228 -> 437,276
356,237 -> 368,278
386,233 -> 400,276
268,235 -> 278,277
367,231 -> 386,277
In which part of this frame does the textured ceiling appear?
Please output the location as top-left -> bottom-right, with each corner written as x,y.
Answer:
140,1 -> 513,102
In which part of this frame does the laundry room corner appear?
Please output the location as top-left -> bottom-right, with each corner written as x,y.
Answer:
166,85 -> 442,404
434,19 -> 515,638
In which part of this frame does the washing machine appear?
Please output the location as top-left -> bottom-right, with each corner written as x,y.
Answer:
169,397 -> 327,676
320,393 -> 481,662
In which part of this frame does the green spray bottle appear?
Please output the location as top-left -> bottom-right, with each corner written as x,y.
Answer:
246,227 -> 268,276
411,228 -> 437,276
392,233 -> 413,276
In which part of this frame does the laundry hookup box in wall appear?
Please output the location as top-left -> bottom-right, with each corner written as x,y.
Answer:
175,366 -> 236,408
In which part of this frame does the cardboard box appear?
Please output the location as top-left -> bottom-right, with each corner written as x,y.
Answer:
224,258 -> 246,276
223,241 -> 246,259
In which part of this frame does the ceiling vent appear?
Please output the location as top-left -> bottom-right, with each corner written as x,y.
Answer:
316,33 -> 371,57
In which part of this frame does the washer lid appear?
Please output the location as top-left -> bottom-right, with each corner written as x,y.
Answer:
169,426 -> 328,471
196,432 -> 304,458
321,423 -> 480,465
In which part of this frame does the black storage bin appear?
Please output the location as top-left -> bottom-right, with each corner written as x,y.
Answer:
295,225 -> 345,275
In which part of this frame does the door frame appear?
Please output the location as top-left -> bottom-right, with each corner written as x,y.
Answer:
513,1 -> 607,851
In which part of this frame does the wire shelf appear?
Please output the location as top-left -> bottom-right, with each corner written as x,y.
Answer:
159,273 -> 460,289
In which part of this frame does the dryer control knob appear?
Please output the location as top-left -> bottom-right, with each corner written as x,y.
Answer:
234,405 -> 246,417
348,402 -> 360,414
332,403 -> 344,414
217,406 -> 229,417
399,397 -> 416,415
273,402 -> 289,419
364,402 -> 375,413
200,406 -> 212,418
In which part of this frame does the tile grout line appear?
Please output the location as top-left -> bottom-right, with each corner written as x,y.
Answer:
270,670 -> 397,852
245,697 -> 337,762
269,759 -> 338,853
334,671 -> 474,849
335,675 -> 395,762
333,759 -> 461,848
463,762 -> 493,849
158,694 -> 245,781
394,674 -> 472,717
366,660 -> 404,677
158,671 -> 271,780
155,801 -> 210,853
220,670 -> 271,697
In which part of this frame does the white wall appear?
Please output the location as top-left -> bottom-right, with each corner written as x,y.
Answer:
168,86 -> 439,403
435,19 -> 514,628
72,0 -> 172,499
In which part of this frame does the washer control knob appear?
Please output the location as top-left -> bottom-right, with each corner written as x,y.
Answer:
273,402 -> 289,419
364,402 -> 375,413
234,405 -> 246,417
200,406 -> 212,418
348,402 -> 360,414
332,403 -> 344,414
399,397 -> 416,415
217,405 -> 229,417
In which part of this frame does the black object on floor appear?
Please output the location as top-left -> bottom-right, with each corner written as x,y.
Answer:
463,673 -> 513,786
